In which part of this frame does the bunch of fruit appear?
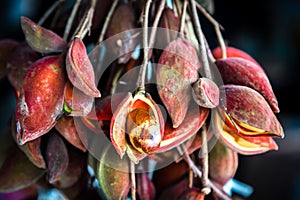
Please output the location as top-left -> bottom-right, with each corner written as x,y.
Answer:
0,0 -> 284,199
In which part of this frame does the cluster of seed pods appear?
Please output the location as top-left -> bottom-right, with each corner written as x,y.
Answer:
0,0 -> 284,199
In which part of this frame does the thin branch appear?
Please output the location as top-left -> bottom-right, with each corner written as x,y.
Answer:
137,0 -> 152,90
148,0 -> 166,59
131,161 -> 136,200
199,124 -> 211,195
189,0 -> 211,79
189,168 -> 194,188
196,2 -> 227,58
97,0 -> 119,44
179,0 -> 188,36
50,0 -> 66,29
38,0 -> 63,25
74,0 -> 97,39
63,0 -> 82,40
177,146 -> 231,200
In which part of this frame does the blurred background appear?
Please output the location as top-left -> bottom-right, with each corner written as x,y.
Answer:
0,0 -> 299,199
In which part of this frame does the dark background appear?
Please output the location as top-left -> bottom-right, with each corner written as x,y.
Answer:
0,0 -> 300,199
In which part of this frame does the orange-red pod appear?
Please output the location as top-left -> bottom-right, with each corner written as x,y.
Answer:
212,46 -> 258,64
15,55 -> 66,144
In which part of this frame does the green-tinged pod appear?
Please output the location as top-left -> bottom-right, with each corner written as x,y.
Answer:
20,16 -> 67,53
96,145 -> 130,200
157,38 -> 200,128
209,140 -> 238,186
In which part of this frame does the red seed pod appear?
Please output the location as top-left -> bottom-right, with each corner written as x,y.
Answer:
55,115 -> 86,152
105,3 -> 137,64
96,145 -> 130,200
66,38 -> 101,98
212,46 -> 258,64
209,141 -> 238,186
45,131 -> 69,184
137,173 -> 156,200
213,85 -> 284,155
215,57 -> 279,113
157,38 -> 200,128
20,16 -> 67,54
63,81 -> 94,116
11,114 -> 46,169
192,77 -> 219,108
156,8 -> 180,50
7,43 -> 40,95
15,55 -> 66,144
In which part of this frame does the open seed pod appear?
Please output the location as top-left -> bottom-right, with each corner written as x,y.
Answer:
215,57 -> 279,112
157,38 -> 200,128
214,84 -> 284,154
21,16 -> 67,54
110,91 -> 165,163
15,55 -> 66,145
66,38 -> 101,98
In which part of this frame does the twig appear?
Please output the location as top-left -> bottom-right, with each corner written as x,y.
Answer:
179,0 -> 188,36
199,124 -> 211,195
74,0 -> 97,39
63,0 -> 82,40
196,2 -> 227,58
50,0 -> 66,29
131,161 -> 136,200
137,0 -> 152,90
189,168 -> 194,188
148,0 -> 166,59
38,0 -> 63,25
177,146 -> 231,200
189,0 -> 211,79
97,0 -> 119,44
